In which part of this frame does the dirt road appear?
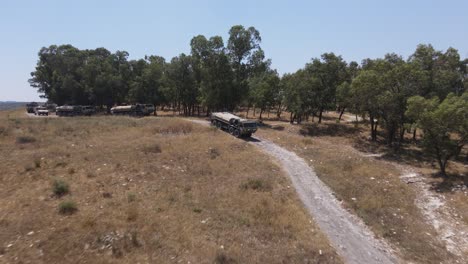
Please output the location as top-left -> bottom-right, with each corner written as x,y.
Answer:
190,119 -> 398,264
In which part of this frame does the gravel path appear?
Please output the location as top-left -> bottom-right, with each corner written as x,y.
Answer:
190,119 -> 398,264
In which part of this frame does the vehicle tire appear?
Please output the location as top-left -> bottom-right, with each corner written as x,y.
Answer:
228,126 -> 234,134
245,133 -> 252,138
233,129 -> 240,138
216,121 -> 222,129
211,119 -> 216,126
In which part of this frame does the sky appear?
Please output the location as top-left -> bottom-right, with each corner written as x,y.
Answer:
0,0 -> 467,101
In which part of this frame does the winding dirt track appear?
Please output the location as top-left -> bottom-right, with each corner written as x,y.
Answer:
190,119 -> 398,264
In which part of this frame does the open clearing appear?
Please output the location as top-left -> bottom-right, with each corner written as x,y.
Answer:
251,111 -> 467,264
190,119 -> 397,264
0,109 -> 341,263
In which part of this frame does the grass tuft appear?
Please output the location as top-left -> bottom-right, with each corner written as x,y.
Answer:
53,179 -> 70,197
58,201 -> 77,215
143,144 -> 162,154
240,178 -> 271,192
16,136 -> 36,144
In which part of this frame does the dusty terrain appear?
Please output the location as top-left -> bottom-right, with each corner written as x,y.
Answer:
0,109 -> 341,264
250,111 -> 467,264
190,119 -> 397,264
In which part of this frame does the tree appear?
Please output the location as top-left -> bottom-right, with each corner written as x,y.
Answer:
165,54 -> 197,115
406,92 -> 468,177
227,25 -> 262,110
305,53 -> 348,123
350,70 -> 382,140
248,70 -> 280,119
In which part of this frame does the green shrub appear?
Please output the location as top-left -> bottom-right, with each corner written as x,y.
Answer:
16,136 -> 36,144
58,201 -> 77,214
127,193 -> 136,203
240,178 -> 271,192
143,144 -> 162,154
53,179 -> 70,197
34,159 -> 41,168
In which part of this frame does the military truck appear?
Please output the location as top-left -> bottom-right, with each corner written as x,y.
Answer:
210,112 -> 257,138
56,105 -> 82,117
110,104 -> 145,116
81,106 -> 96,116
143,104 -> 155,116
34,106 -> 49,116
26,102 -> 39,113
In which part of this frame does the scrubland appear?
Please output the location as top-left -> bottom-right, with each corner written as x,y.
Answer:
0,110 -> 341,264
253,111 -> 467,264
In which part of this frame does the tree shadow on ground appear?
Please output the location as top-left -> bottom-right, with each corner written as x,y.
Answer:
299,122 -> 360,137
428,172 -> 467,193
259,122 -> 285,131
353,137 -> 435,168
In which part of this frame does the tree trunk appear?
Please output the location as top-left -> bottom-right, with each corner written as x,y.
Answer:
370,114 -> 377,141
246,106 -> 250,118
338,108 -> 345,121
290,112 -> 294,124
259,108 -> 264,120
318,107 -> 323,123
276,103 -> 282,118
412,128 -> 417,141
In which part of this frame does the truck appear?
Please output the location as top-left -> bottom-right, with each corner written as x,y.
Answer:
56,105 -> 82,117
110,104 -> 145,116
81,106 -> 96,116
26,102 -> 39,113
210,112 -> 257,138
34,106 -> 49,116
143,104 -> 155,116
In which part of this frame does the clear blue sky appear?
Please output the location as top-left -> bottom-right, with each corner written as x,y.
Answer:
1,0 -> 467,101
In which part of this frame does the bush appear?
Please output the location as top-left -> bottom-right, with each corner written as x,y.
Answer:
53,179 -> 70,197
154,123 -> 193,134
240,178 -> 271,192
16,136 -> 36,144
143,144 -> 162,154
127,193 -> 136,203
34,159 -> 41,168
58,201 -> 77,214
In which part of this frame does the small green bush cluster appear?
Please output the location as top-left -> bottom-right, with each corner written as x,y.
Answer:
53,179 -> 69,197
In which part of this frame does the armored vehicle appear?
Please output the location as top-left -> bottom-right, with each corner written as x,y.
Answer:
34,106 -> 49,116
210,112 -> 257,138
110,104 -> 145,116
26,102 -> 39,113
56,105 -> 82,116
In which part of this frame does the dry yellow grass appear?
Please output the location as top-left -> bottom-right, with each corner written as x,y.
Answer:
256,120 -> 457,264
0,109 -> 341,264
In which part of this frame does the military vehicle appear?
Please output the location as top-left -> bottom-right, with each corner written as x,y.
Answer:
56,105 -> 82,117
210,112 -> 257,138
81,106 -> 96,116
143,104 -> 155,116
110,104 -> 145,116
26,102 -> 39,113
34,106 -> 49,116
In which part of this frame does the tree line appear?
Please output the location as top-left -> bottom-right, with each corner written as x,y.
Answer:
29,25 -> 467,176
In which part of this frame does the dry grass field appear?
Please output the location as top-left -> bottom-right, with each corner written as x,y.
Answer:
0,109 -> 341,264
255,115 -> 466,264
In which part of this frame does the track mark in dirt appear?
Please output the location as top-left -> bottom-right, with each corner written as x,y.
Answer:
190,119 -> 397,264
